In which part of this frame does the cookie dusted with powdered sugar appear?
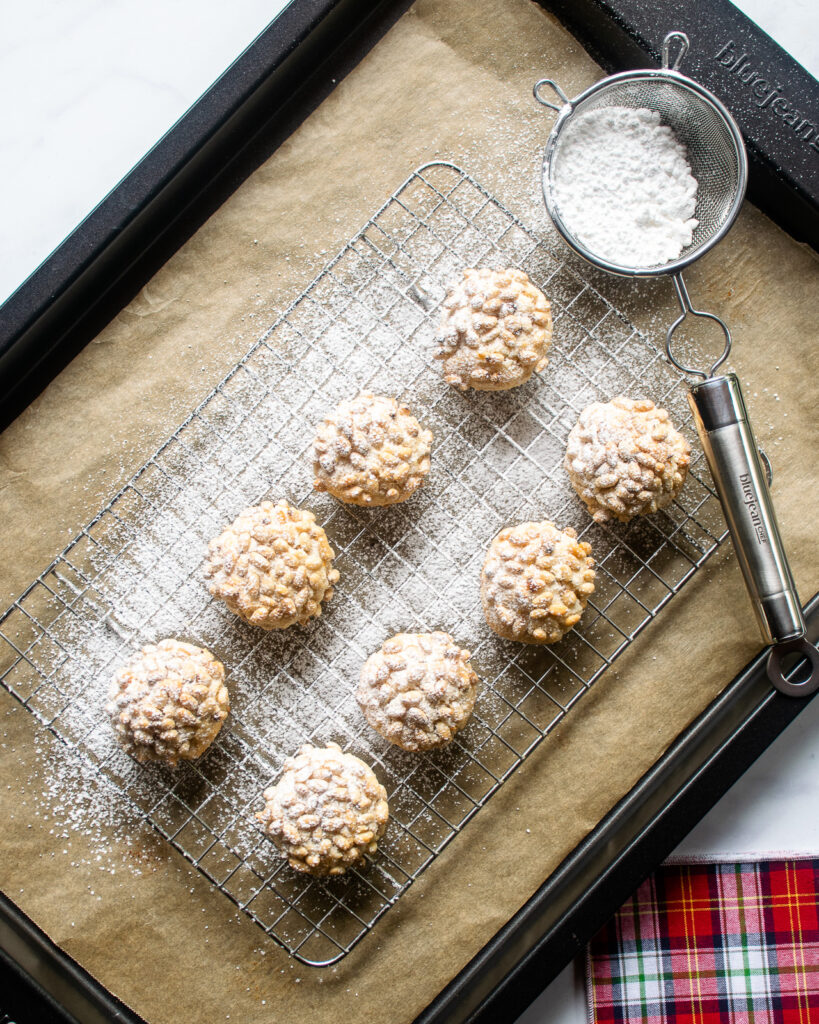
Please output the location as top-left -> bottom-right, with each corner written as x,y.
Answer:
357,632 -> 479,752
106,640 -> 229,765
435,268 -> 552,391
565,397 -> 690,524
312,392 -> 432,506
481,521 -> 595,644
204,501 -> 339,629
257,743 -> 389,877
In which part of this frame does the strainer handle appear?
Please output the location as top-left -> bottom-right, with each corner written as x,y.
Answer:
687,374 -> 816,695
666,274 -> 732,379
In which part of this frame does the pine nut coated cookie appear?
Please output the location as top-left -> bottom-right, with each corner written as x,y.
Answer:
106,639 -> 229,766
357,632 -> 479,752
204,501 -> 339,629
312,392 -> 433,506
565,397 -> 691,524
257,743 -> 389,876
481,521 -> 595,644
435,267 -> 552,391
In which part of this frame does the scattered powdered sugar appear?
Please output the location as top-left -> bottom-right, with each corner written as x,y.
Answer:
0,163 -> 725,962
1,711 -> 155,877
552,106 -> 699,268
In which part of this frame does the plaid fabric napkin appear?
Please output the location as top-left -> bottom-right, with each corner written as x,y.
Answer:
588,859 -> 819,1023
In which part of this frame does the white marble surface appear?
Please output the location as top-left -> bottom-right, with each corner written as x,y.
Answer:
732,0 -> 819,76
1,2 -> 816,1022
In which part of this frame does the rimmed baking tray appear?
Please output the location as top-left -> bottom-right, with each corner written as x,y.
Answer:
1,0 -> 817,1019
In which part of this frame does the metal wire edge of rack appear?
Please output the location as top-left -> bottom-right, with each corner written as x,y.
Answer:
0,161 -> 729,966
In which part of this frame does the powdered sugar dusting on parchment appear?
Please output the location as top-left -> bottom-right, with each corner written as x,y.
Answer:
0,164 -> 726,964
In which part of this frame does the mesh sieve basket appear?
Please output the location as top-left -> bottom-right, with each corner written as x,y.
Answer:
536,34 -> 747,278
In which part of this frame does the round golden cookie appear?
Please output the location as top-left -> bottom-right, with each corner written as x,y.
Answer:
256,743 -> 389,877
565,396 -> 691,524
312,392 -> 433,506
357,632 -> 479,752
204,501 -> 338,629
435,267 -> 552,391
106,639 -> 229,766
481,521 -> 595,644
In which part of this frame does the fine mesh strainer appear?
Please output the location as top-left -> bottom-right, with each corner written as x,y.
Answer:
535,32 -> 819,694
538,34 -> 746,283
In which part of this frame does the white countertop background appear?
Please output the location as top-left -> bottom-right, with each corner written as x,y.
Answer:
1,2 -> 817,1022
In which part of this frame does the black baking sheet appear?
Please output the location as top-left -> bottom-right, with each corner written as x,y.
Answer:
1,0 -> 817,1019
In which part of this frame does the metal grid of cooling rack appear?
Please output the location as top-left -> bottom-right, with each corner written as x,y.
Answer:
0,162 -> 729,966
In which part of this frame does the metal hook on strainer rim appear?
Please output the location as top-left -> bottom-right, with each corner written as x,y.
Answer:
662,30 -> 689,72
534,31 -> 816,697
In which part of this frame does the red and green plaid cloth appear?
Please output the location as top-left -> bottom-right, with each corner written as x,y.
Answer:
588,859 -> 819,1023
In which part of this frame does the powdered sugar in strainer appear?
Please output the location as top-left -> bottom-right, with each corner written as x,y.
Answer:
535,32 -> 818,694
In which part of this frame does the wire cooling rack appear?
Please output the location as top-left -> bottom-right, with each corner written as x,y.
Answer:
0,162 -> 728,966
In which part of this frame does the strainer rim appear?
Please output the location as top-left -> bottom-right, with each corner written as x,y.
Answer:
541,68 -> 748,278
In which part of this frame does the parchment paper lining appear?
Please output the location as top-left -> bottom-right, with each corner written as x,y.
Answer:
0,162 -> 728,968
